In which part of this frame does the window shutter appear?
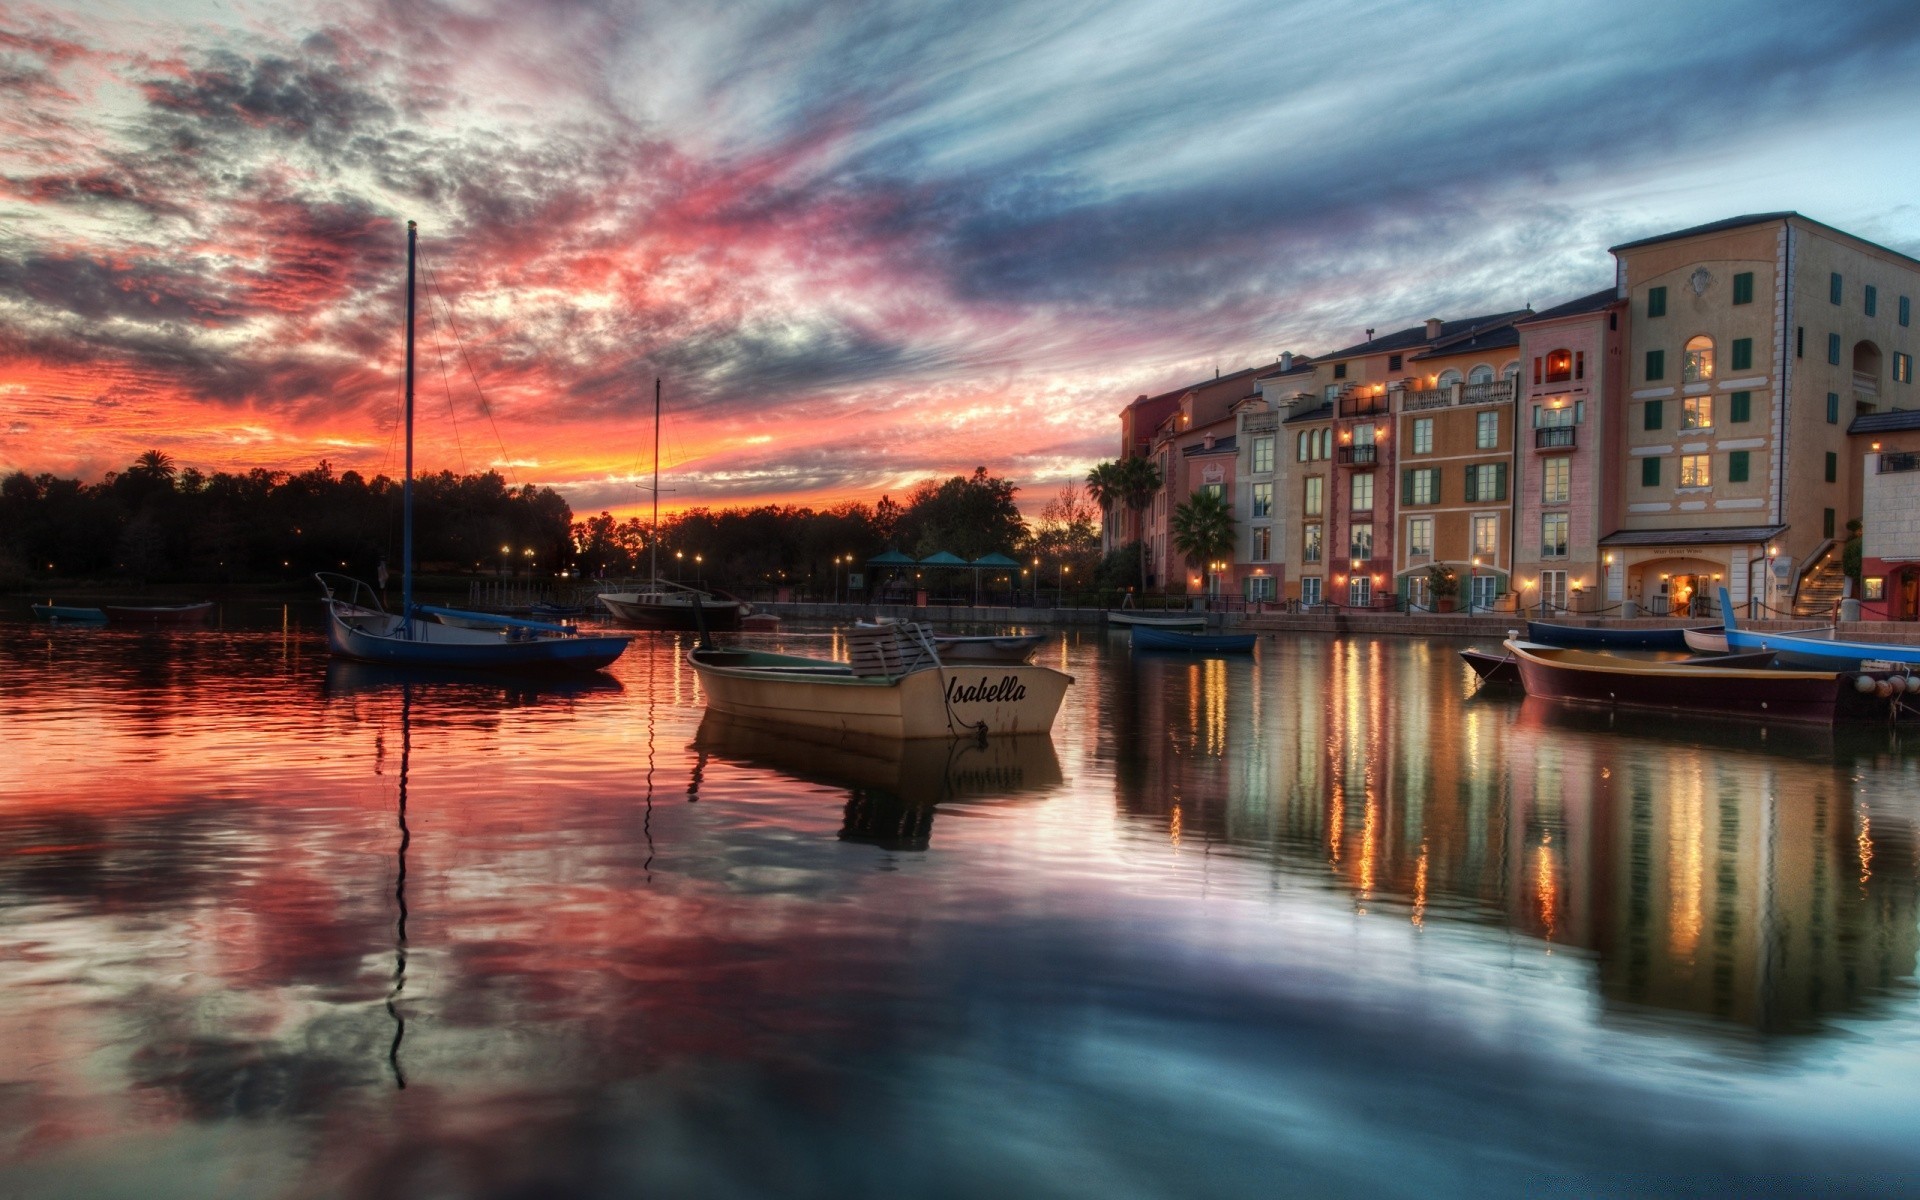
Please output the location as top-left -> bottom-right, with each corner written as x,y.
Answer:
1647,287 -> 1666,318
1493,463 -> 1508,501
1464,466 -> 1477,504
1402,468 -> 1413,500
1825,452 -> 1837,483
1646,349 -> 1664,380
1644,399 -> 1663,431
1731,338 -> 1752,371
1828,333 -> 1841,365
1730,391 -> 1751,422
1827,392 -> 1840,424
1642,457 -> 1660,488
1729,451 -> 1749,483
1732,272 -> 1753,305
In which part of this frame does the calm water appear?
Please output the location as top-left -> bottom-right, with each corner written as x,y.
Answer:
2,610 -> 1918,1198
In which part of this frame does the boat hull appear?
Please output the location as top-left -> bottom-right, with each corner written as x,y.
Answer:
1681,626 -> 1729,654
1105,611 -> 1206,630
326,603 -> 630,671
690,647 -> 1072,738
1461,648 -> 1521,684
1525,621 -> 1695,651
31,604 -> 107,622
100,601 -> 213,625
599,592 -> 743,630
1504,639 -> 1894,724
1131,626 -> 1256,653
1725,626 -> 1920,670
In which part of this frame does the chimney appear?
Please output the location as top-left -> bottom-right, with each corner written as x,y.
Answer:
1215,367 -> 1221,379
1424,317 -> 1443,340
1278,351 -> 1293,371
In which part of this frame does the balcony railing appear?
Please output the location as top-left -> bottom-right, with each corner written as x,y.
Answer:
1880,451 -> 1920,474
1855,371 -> 1880,396
1339,393 -> 1390,417
1535,425 -> 1577,451
1462,378 -> 1517,405
1242,411 -> 1279,433
1336,443 -> 1378,467
1403,387 -> 1452,411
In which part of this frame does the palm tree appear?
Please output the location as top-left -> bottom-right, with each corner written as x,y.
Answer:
1084,461 -> 1121,542
1115,455 -> 1161,594
132,449 -> 177,482
1171,489 -> 1236,597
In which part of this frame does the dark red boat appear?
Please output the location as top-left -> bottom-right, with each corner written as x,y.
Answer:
100,601 -> 214,626
1503,640 -> 1913,725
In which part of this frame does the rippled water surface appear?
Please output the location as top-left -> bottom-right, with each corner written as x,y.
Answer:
2,608 -> 1919,1198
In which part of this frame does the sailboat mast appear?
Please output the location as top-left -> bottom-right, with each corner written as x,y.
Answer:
402,220 -> 417,633
651,376 -> 660,583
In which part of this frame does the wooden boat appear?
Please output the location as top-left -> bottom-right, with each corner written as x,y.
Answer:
1502,638 -> 1910,724
1719,587 -> 1920,670
1681,625 -> 1728,654
1105,610 -> 1206,630
100,600 -> 214,625
30,603 -> 107,622
931,632 -> 1045,664
1470,643 -> 1775,684
1461,647 -> 1521,685
1131,625 -> 1256,654
317,223 -> 631,674
1525,620 -> 1697,651
688,643 -> 1072,739
598,582 -> 745,630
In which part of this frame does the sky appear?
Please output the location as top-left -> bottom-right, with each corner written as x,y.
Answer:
4,0 -> 1920,519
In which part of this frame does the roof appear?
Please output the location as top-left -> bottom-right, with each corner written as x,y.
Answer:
1517,287 -> 1621,325
1598,525 -> 1788,547
1849,409 -> 1920,435
969,552 -> 1021,567
1410,322 -> 1520,361
867,549 -> 917,565
1608,211 -> 1920,268
917,550 -> 970,566
1283,401 -> 1332,425
1320,310 -> 1531,362
1183,435 -> 1237,457
1255,358 -> 1317,381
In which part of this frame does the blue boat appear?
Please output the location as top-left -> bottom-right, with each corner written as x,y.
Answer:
1525,620 -> 1695,651
30,603 -> 107,622
317,222 -> 631,674
1720,587 -> 1920,669
1131,625 -> 1256,654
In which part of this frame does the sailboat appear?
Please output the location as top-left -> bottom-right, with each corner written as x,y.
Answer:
595,378 -> 747,631
318,221 -> 633,673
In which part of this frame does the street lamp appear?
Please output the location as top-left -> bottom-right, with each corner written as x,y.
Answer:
1059,563 -> 1070,606
1468,556 -> 1479,614
1032,556 -> 1041,607
500,543 -> 511,578
675,549 -> 684,581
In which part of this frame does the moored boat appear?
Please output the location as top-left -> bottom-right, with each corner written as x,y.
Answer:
1461,647 -> 1521,685
1681,625 -> 1729,654
1131,626 -> 1256,654
1503,638 -> 1911,724
1525,620 -> 1697,651
1719,587 -> 1920,670
740,611 -> 782,631
99,601 -> 214,625
598,583 -> 746,630
1104,611 -> 1206,630
689,642 -> 1072,739
30,603 -> 107,622
930,632 -> 1046,664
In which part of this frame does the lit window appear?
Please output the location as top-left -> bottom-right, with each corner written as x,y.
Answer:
1252,435 -> 1274,473
1895,352 -> 1913,384
1683,335 -> 1714,383
1465,463 -> 1506,502
1303,524 -> 1323,563
1351,473 -> 1374,512
1349,523 -> 1374,559
1681,396 -> 1712,430
1541,513 -> 1569,558
1472,515 -> 1498,557
1542,457 -> 1570,504
1297,432 -> 1310,462
1251,482 -> 1273,517
1413,418 -> 1433,454
1476,410 -> 1499,449
1252,526 -> 1271,561
1407,517 -> 1433,557
1680,454 -> 1710,487
1303,476 -> 1323,517
1407,468 -> 1439,506
1544,349 -> 1573,382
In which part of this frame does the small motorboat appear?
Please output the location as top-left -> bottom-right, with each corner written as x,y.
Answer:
740,611 -> 782,631
1105,610 -> 1206,630
1503,638 -> 1914,725
1719,587 -> 1920,670
1461,647 -> 1521,685
689,622 -> 1072,739
30,603 -> 107,622
99,601 -> 214,625
1525,620 -> 1698,651
1681,625 -> 1728,654
931,632 -> 1045,664
1131,625 -> 1256,654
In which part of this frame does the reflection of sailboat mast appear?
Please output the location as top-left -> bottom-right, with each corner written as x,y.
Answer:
387,683 -> 412,1089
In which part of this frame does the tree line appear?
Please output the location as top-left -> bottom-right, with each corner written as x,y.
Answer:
1,453 -> 1115,596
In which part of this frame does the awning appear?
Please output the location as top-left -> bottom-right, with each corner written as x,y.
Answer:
1598,524 -> 1787,548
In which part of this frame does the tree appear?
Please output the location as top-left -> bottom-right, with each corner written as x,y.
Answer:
131,449 -> 176,483
1170,489 -> 1235,595
1090,455 -> 1161,593
895,467 -> 1026,560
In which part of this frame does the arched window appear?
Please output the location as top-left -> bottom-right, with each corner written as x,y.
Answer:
1437,368 -> 1463,389
1684,335 -> 1714,383
1317,428 -> 1332,460
1298,431 -> 1310,461
1544,349 -> 1573,382
1501,361 -> 1521,382
1468,364 -> 1494,385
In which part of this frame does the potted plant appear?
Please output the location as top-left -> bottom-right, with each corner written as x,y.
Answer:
1427,564 -> 1460,613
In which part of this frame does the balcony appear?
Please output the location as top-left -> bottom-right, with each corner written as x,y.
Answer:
1534,425 -> 1577,452
1242,411 -> 1279,433
1855,371 -> 1879,397
1339,393 -> 1390,418
1336,443 -> 1378,468
1462,377 -> 1517,405
1880,451 -> 1920,474
1338,558 -> 1393,577
1403,387 -> 1452,411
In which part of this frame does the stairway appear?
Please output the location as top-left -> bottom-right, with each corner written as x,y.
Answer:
1793,549 -> 1847,618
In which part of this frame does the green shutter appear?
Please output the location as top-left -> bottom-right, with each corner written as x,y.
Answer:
1902,295 -> 1911,327
1729,450 -> 1749,482
1825,451 -> 1837,483
1644,399 -> 1663,430
1641,457 -> 1660,488
1493,462 -> 1507,501
1464,466 -> 1477,504
1828,333 -> 1841,365
1866,285 -> 1878,317
1730,391 -> 1751,422
1646,349 -> 1665,380
1732,272 -> 1753,305
1647,286 -> 1666,318
1831,273 -> 1843,304
1827,392 -> 1840,424
1731,338 -> 1752,371
1825,508 -> 1836,538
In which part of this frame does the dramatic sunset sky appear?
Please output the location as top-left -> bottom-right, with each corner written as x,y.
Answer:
4,0 -> 1920,517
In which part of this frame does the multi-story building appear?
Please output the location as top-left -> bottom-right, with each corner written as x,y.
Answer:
1233,354 -> 1316,602
1512,289 -> 1626,613
1127,366 -> 1267,590
1853,411 -> 1920,620
1607,213 -> 1920,615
